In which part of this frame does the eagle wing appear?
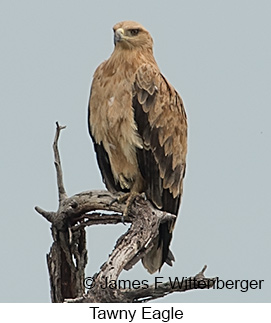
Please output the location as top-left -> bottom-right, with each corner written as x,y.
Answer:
87,62 -> 130,194
87,83 -> 122,194
133,64 -> 187,270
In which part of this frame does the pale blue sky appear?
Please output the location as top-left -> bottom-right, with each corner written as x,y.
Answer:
0,0 -> 270,302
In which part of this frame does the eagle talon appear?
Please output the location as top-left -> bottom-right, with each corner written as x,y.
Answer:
109,192 -> 141,219
122,192 -> 141,218
108,192 -> 129,207
108,197 -> 118,207
121,214 -> 127,225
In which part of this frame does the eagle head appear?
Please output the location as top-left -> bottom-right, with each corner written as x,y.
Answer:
113,21 -> 153,51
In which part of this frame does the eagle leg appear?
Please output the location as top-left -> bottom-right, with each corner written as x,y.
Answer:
110,192 -> 142,221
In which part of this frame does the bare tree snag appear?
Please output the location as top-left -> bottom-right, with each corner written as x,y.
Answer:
35,122 -> 217,303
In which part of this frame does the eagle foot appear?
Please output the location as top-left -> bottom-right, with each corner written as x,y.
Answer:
110,192 -> 142,221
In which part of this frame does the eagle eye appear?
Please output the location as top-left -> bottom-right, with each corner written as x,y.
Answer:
129,29 -> 140,36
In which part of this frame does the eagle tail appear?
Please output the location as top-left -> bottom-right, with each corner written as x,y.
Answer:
142,190 -> 180,274
142,226 -> 175,274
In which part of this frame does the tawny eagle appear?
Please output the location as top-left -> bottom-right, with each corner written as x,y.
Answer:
88,21 -> 187,274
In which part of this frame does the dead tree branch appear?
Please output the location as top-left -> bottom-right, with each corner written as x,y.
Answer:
122,265 -> 217,303
53,122 -> 67,202
35,122 -> 217,302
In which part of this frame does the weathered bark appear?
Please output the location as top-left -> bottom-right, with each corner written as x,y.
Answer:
35,123 -> 217,302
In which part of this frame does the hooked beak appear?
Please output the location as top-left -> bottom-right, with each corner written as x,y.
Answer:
114,28 -> 125,45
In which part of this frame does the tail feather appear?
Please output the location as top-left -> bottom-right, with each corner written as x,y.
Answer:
142,233 -> 175,274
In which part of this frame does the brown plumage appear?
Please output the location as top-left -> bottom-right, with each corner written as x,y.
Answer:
88,21 -> 187,274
